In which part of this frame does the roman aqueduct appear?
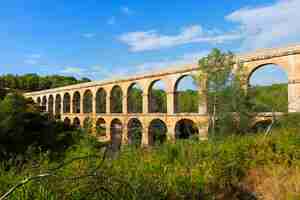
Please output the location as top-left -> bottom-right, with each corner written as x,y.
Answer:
24,44 -> 300,146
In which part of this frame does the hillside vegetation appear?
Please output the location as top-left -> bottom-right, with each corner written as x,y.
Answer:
0,120 -> 299,199
0,91 -> 298,199
0,73 -> 91,92
249,83 -> 288,112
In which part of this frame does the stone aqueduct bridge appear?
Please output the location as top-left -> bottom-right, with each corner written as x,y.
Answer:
24,44 -> 300,146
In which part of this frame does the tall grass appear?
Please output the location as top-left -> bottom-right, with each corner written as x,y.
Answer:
0,129 -> 300,199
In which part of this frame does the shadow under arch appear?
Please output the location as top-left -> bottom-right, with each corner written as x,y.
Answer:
252,119 -> 273,133
63,93 -> 71,113
83,117 -> 92,133
72,92 -> 81,113
175,119 -> 199,140
73,117 -> 81,128
42,96 -> 47,112
127,118 -> 143,147
64,117 -> 71,126
96,118 -> 106,137
36,97 -> 41,105
48,95 -> 54,117
148,119 -> 167,146
55,94 -> 62,119
110,119 -> 123,151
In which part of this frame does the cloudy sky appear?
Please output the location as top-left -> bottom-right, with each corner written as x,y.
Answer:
0,0 -> 297,84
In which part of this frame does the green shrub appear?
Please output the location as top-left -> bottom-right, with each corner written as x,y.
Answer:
0,93 -> 83,164
1,129 -> 300,199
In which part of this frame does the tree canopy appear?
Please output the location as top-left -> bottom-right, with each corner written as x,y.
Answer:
196,48 -> 254,135
0,93 -> 79,162
0,73 -> 91,92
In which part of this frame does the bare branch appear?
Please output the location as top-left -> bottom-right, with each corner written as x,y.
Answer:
0,173 -> 53,200
0,147 -> 109,200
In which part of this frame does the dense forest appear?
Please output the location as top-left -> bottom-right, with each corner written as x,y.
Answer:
0,73 -> 91,92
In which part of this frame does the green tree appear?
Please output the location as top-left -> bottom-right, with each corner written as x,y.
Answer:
196,48 -> 253,135
150,89 -> 167,113
176,90 -> 199,113
249,84 -> 288,112
127,87 -> 143,113
0,93 -> 78,162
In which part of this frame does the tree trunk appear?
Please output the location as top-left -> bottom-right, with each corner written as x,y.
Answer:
211,94 -> 217,136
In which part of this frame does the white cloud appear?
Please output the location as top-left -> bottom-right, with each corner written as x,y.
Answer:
118,25 -> 242,52
59,51 -> 207,80
60,65 -> 121,80
107,16 -> 116,25
226,0 -> 300,50
119,0 -> 300,52
24,54 -> 42,65
82,33 -> 96,39
136,51 -> 208,73
61,67 -> 86,75
120,6 -> 133,15
24,59 -> 38,65
29,54 -> 41,59
96,52 -> 206,80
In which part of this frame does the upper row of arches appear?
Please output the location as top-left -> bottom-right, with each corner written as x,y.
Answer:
36,63 -> 290,115
37,75 -> 200,115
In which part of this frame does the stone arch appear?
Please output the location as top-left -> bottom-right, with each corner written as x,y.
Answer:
252,119 -> 272,133
72,91 -> 81,113
73,117 -> 81,128
55,94 -> 62,119
28,97 -> 34,103
63,93 -> 71,113
127,118 -> 143,147
96,88 -> 107,113
247,63 -> 288,86
148,119 -> 167,146
148,80 -> 167,113
83,90 -> 93,113
110,119 -> 123,151
36,97 -> 41,105
175,119 -> 199,139
41,96 -> 47,112
48,95 -> 54,116
64,117 -> 71,126
96,118 -> 106,137
83,117 -> 92,133
174,75 -> 199,113
127,83 -> 143,113
110,85 -> 123,113
248,63 -> 288,112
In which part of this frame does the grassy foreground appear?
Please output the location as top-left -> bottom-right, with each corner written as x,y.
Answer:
0,129 -> 300,200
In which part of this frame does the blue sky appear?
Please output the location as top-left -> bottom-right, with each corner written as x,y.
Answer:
0,0 -> 298,85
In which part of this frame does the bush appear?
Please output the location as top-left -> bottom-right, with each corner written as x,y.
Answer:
0,130 -> 300,199
275,113 -> 300,130
0,93 -> 81,163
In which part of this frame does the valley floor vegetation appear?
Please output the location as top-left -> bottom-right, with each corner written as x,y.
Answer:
0,112 -> 299,199
0,92 -> 299,200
